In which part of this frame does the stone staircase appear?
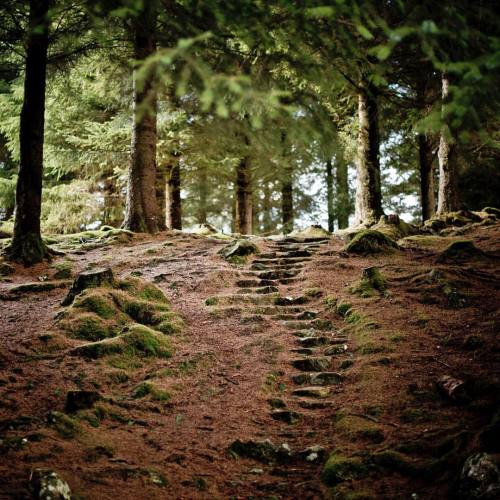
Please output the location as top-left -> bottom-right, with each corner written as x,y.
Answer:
206,235 -> 348,424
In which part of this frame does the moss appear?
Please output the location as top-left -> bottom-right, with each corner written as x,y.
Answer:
345,230 -> 399,255
52,260 -> 74,279
339,360 -> 354,369
205,297 -> 219,306
322,451 -> 369,485
336,302 -> 353,317
106,370 -> 130,384
48,411 -> 78,439
304,287 -> 323,298
371,214 -> 416,240
359,343 -> 388,355
133,382 -> 171,401
336,415 -> 384,443
73,290 -> 117,319
372,450 -> 420,477
437,240 -> 485,263
324,295 -> 337,310
61,312 -> 119,341
350,267 -> 387,298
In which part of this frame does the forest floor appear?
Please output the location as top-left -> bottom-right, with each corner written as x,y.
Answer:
0,222 -> 499,499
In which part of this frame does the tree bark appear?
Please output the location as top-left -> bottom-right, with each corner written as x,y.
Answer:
155,161 -> 166,230
197,164 -> 208,224
437,73 -> 459,214
335,150 -> 350,229
122,1 -> 159,233
281,164 -> 294,234
235,155 -> 253,234
418,133 -> 435,221
354,85 -> 383,226
326,158 -> 335,232
166,160 -> 182,230
8,0 -> 50,265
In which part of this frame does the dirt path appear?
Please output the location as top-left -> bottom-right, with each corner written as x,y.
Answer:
0,226 -> 499,499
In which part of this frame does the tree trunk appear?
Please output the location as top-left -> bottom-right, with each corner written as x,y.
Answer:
262,180 -> 272,234
235,156 -> 253,234
418,133 -> 435,221
8,0 -> 50,265
155,161 -> 166,230
166,160 -> 182,230
326,158 -> 335,232
335,150 -> 350,229
354,85 -> 383,226
122,1 -> 159,233
437,73 -> 459,214
281,164 -> 294,234
197,164 -> 208,224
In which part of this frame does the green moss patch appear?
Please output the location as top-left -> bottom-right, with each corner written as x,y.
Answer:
133,382 -> 171,401
322,451 -> 369,485
350,267 -> 387,298
345,230 -> 399,255
437,240 -> 485,263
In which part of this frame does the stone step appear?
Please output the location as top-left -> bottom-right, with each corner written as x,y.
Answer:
250,306 -> 308,315
291,347 -> 316,356
274,296 -> 309,306
297,336 -> 347,348
292,372 -> 344,386
251,262 -> 304,271
274,311 -> 318,321
253,256 -> 311,264
244,270 -> 301,280
238,286 -> 279,295
324,344 -> 348,355
282,319 -> 334,331
236,279 -> 276,288
291,357 -> 331,372
276,250 -> 312,258
270,410 -> 302,424
292,386 -> 331,399
297,400 -> 336,410
205,294 -> 280,306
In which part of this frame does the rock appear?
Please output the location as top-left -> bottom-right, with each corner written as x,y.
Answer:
274,296 -> 309,306
189,223 -> 219,236
229,439 -> 292,464
30,469 -> 71,500
289,225 -> 331,240
267,398 -> 287,409
0,262 -> 15,276
437,240 -> 486,263
458,453 -> 500,499
291,357 -> 331,372
372,214 -> 417,240
292,386 -> 330,398
345,230 -> 399,254
324,344 -> 348,355
65,390 -> 101,413
436,375 -> 469,403
218,240 -> 259,260
270,410 -> 302,424
292,372 -> 344,386
62,267 -> 114,306
322,451 -> 368,486
298,400 -> 335,410
298,336 -> 330,348
297,445 -> 327,463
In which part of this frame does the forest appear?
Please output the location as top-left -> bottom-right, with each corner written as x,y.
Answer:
0,1 -> 499,499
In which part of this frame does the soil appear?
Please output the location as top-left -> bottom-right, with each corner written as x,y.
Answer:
0,224 -> 499,499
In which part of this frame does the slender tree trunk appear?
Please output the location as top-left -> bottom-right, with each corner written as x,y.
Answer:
336,150 -> 350,229
103,178 -> 122,227
437,73 -> 459,214
166,160 -> 182,230
235,155 -> 253,234
262,180 -> 272,234
122,1 -> 159,233
8,0 -> 50,265
418,133 -> 435,221
326,158 -> 335,232
155,162 -> 166,230
281,164 -> 294,234
197,164 -> 208,224
354,84 -> 383,226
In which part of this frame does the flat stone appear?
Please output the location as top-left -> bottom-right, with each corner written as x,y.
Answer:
297,400 -> 336,410
274,296 -> 309,306
229,439 -> 292,464
324,344 -> 348,355
298,336 -> 330,347
270,410 -> 302,424
291,357 -> 331,372
268,398 -> 287,409
292,372 -> 344,386
291,348 -> 315,356
292,386 -> 330,398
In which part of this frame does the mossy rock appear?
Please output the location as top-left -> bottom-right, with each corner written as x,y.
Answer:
289,225 -> 331,240
345,230 -> 399,255
350,267 -> 387,298
322,451 -> 369,485
189,223 -> 219,236
372,214 -> 417,240
48,411 -> 79,439
11,280 -> 71,294
218,239 -> 259,261
437,240 -> 486,263
71,324 -> 174,359
133,382 -> 171,401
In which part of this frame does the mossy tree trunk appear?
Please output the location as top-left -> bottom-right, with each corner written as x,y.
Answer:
326,157 -> 335,232
235,155 -> 253,234
166,160 -> 182,230
354,84 -> 383,226
437,73 -> 459,215
281,164 -> 294,234
8,0 -> 50,266
335,149 -> 350,229
122,0 -> 159,233
155,161 -> 166,230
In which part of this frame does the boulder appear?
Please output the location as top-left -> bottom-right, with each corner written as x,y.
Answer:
437,240 -> 486,263
62,267 -> 114,306
458,453 -> 500,499
218,240 -> 259,260
229,439 -> 292,464
345,230 -> 399,255
289,225 -> 331,240
30,469 -> 71,500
